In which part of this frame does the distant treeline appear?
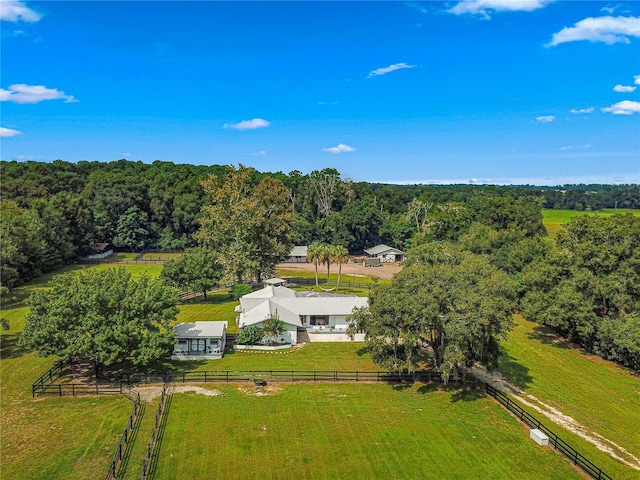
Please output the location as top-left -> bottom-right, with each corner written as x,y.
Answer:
0,158 -> 637,286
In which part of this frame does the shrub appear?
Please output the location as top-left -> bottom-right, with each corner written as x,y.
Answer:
237,325 -> 263,345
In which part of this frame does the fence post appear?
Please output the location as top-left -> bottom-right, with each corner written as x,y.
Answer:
204,371 -> 207,383
58,385 -> 62,396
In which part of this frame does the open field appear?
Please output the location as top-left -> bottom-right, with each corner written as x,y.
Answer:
498,315 -> 640,478
542,208 -> 640,236
154,383 -> 583,480
0,337 -> 132,480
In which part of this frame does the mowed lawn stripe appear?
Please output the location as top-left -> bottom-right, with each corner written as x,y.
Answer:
154,384 -> 582,480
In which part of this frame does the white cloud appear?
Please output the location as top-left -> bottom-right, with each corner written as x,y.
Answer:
0,126 -> 22,137
223,118 -> 270,130
368,63 -> 415,78
570,107 -> 594,114
613,84 -> 636,92
0,0 -> 41,22
0,84 -> 78,104
535,115 -> 555,123
547,16 -> 640,46
448,0 -> 553,18
252,150 -> 267,156
634,74 -> 640,85
601,100 -> 640,115
322,143 -> 356,154
559,145 -> 574,151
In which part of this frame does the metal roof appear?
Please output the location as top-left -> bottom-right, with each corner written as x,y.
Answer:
289,245 -> 308,257
364,244 -> 404,256
173,321 -> 228,338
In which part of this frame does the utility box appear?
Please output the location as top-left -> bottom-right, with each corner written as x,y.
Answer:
530,428 -> 549,446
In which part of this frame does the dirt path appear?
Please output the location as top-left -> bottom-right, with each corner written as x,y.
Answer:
472,366 -> 640,471
276,259 -> 402,280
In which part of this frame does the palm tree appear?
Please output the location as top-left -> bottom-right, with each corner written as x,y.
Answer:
306,241 -> 324,288
320,244 -> 334,284
332,246 -> 349,292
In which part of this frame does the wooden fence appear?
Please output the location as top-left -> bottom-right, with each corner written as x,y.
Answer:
105,389 -> 142,480
485,384 -> 613,480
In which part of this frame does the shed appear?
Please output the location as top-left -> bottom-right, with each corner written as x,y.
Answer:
172,321 -> 228,360
364,244 -> 405,262
285,245 -> 308,263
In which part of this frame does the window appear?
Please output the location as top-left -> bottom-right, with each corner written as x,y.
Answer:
310,315 -> 327,326
189,339 -> 205,352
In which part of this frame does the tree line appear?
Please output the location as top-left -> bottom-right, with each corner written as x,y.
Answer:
5,158 -> 636,289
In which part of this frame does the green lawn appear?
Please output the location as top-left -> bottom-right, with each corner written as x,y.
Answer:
176,291 -> 239,332
154,383 -> 582,480
542,208 -> 640,236
499,315 -> 640,478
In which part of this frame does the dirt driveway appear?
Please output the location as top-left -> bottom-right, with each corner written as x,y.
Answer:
276,258 -> 402,280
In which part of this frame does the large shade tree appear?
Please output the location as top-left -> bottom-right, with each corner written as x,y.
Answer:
19,267 -> 178,371
349,244 -> 516,379
195,165 -> 294,283
160,247 -> 224,300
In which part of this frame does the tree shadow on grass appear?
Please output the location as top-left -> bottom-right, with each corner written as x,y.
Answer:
526,325 -> 570,350
0,334 -> 25,359
497,349 -> 533,390
450,386 -> 485,403
355,345 -> 371,357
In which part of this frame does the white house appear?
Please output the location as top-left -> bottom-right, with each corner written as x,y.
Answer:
172,321 -> 227,360
364,244 -> 405,262
236,284 -> 368,344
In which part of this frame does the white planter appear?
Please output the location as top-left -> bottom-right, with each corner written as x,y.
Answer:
234,344 -> 292,351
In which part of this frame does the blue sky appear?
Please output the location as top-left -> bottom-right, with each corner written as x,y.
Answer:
1,0 -> 639,185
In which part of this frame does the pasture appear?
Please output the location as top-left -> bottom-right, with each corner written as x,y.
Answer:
153,383 -> 582,480
542,208 -> 640,236
498,316 -> 640,478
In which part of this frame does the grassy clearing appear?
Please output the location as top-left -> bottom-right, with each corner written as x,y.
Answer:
154,383 -> 582,480
542,209 -> 640,236
176,291 -> 239,332
499,315 -> 640,478
159,342 -> 377,373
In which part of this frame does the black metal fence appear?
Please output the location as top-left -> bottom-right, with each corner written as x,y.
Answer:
140,382 -> 171,479
31,360 -> 65,395
485,384 -> 613,480
111,369 -> 460,385
105,389 -> 142,480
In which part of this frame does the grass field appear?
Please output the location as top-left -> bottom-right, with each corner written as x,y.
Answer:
542,208 -> 640,236
499,315 -> 640,478
153,383 -> 582,480
176,291 -> 239,332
